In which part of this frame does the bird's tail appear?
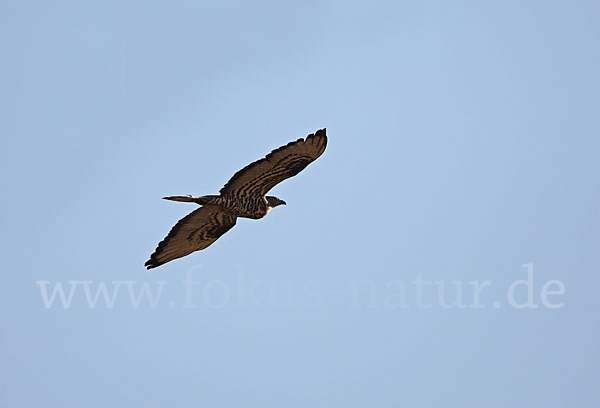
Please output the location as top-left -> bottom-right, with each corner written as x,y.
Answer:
162,195 -> 219,205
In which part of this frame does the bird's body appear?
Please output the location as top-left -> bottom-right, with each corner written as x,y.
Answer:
145,128 -> 327,269
164,194 -> 278,219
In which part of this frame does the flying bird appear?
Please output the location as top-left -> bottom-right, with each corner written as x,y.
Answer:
145,128 -> 327,269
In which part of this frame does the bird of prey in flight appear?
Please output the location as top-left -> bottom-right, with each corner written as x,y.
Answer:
145,128 -> 327,269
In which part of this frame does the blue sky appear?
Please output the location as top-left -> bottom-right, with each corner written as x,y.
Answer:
1,1 -> 599,407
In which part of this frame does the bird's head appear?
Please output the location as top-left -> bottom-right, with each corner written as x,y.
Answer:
266,196 -> 287,208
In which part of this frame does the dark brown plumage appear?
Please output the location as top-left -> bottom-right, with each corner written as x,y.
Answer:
145,128 -> 327,269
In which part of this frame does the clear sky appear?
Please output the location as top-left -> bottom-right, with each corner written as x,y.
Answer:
1,1 -> 599,407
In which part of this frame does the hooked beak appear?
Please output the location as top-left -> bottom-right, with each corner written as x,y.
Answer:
281,200 -> 287,206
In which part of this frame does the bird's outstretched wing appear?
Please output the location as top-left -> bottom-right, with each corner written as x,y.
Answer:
220,128 -> 327,197
145,205 -> 237,269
